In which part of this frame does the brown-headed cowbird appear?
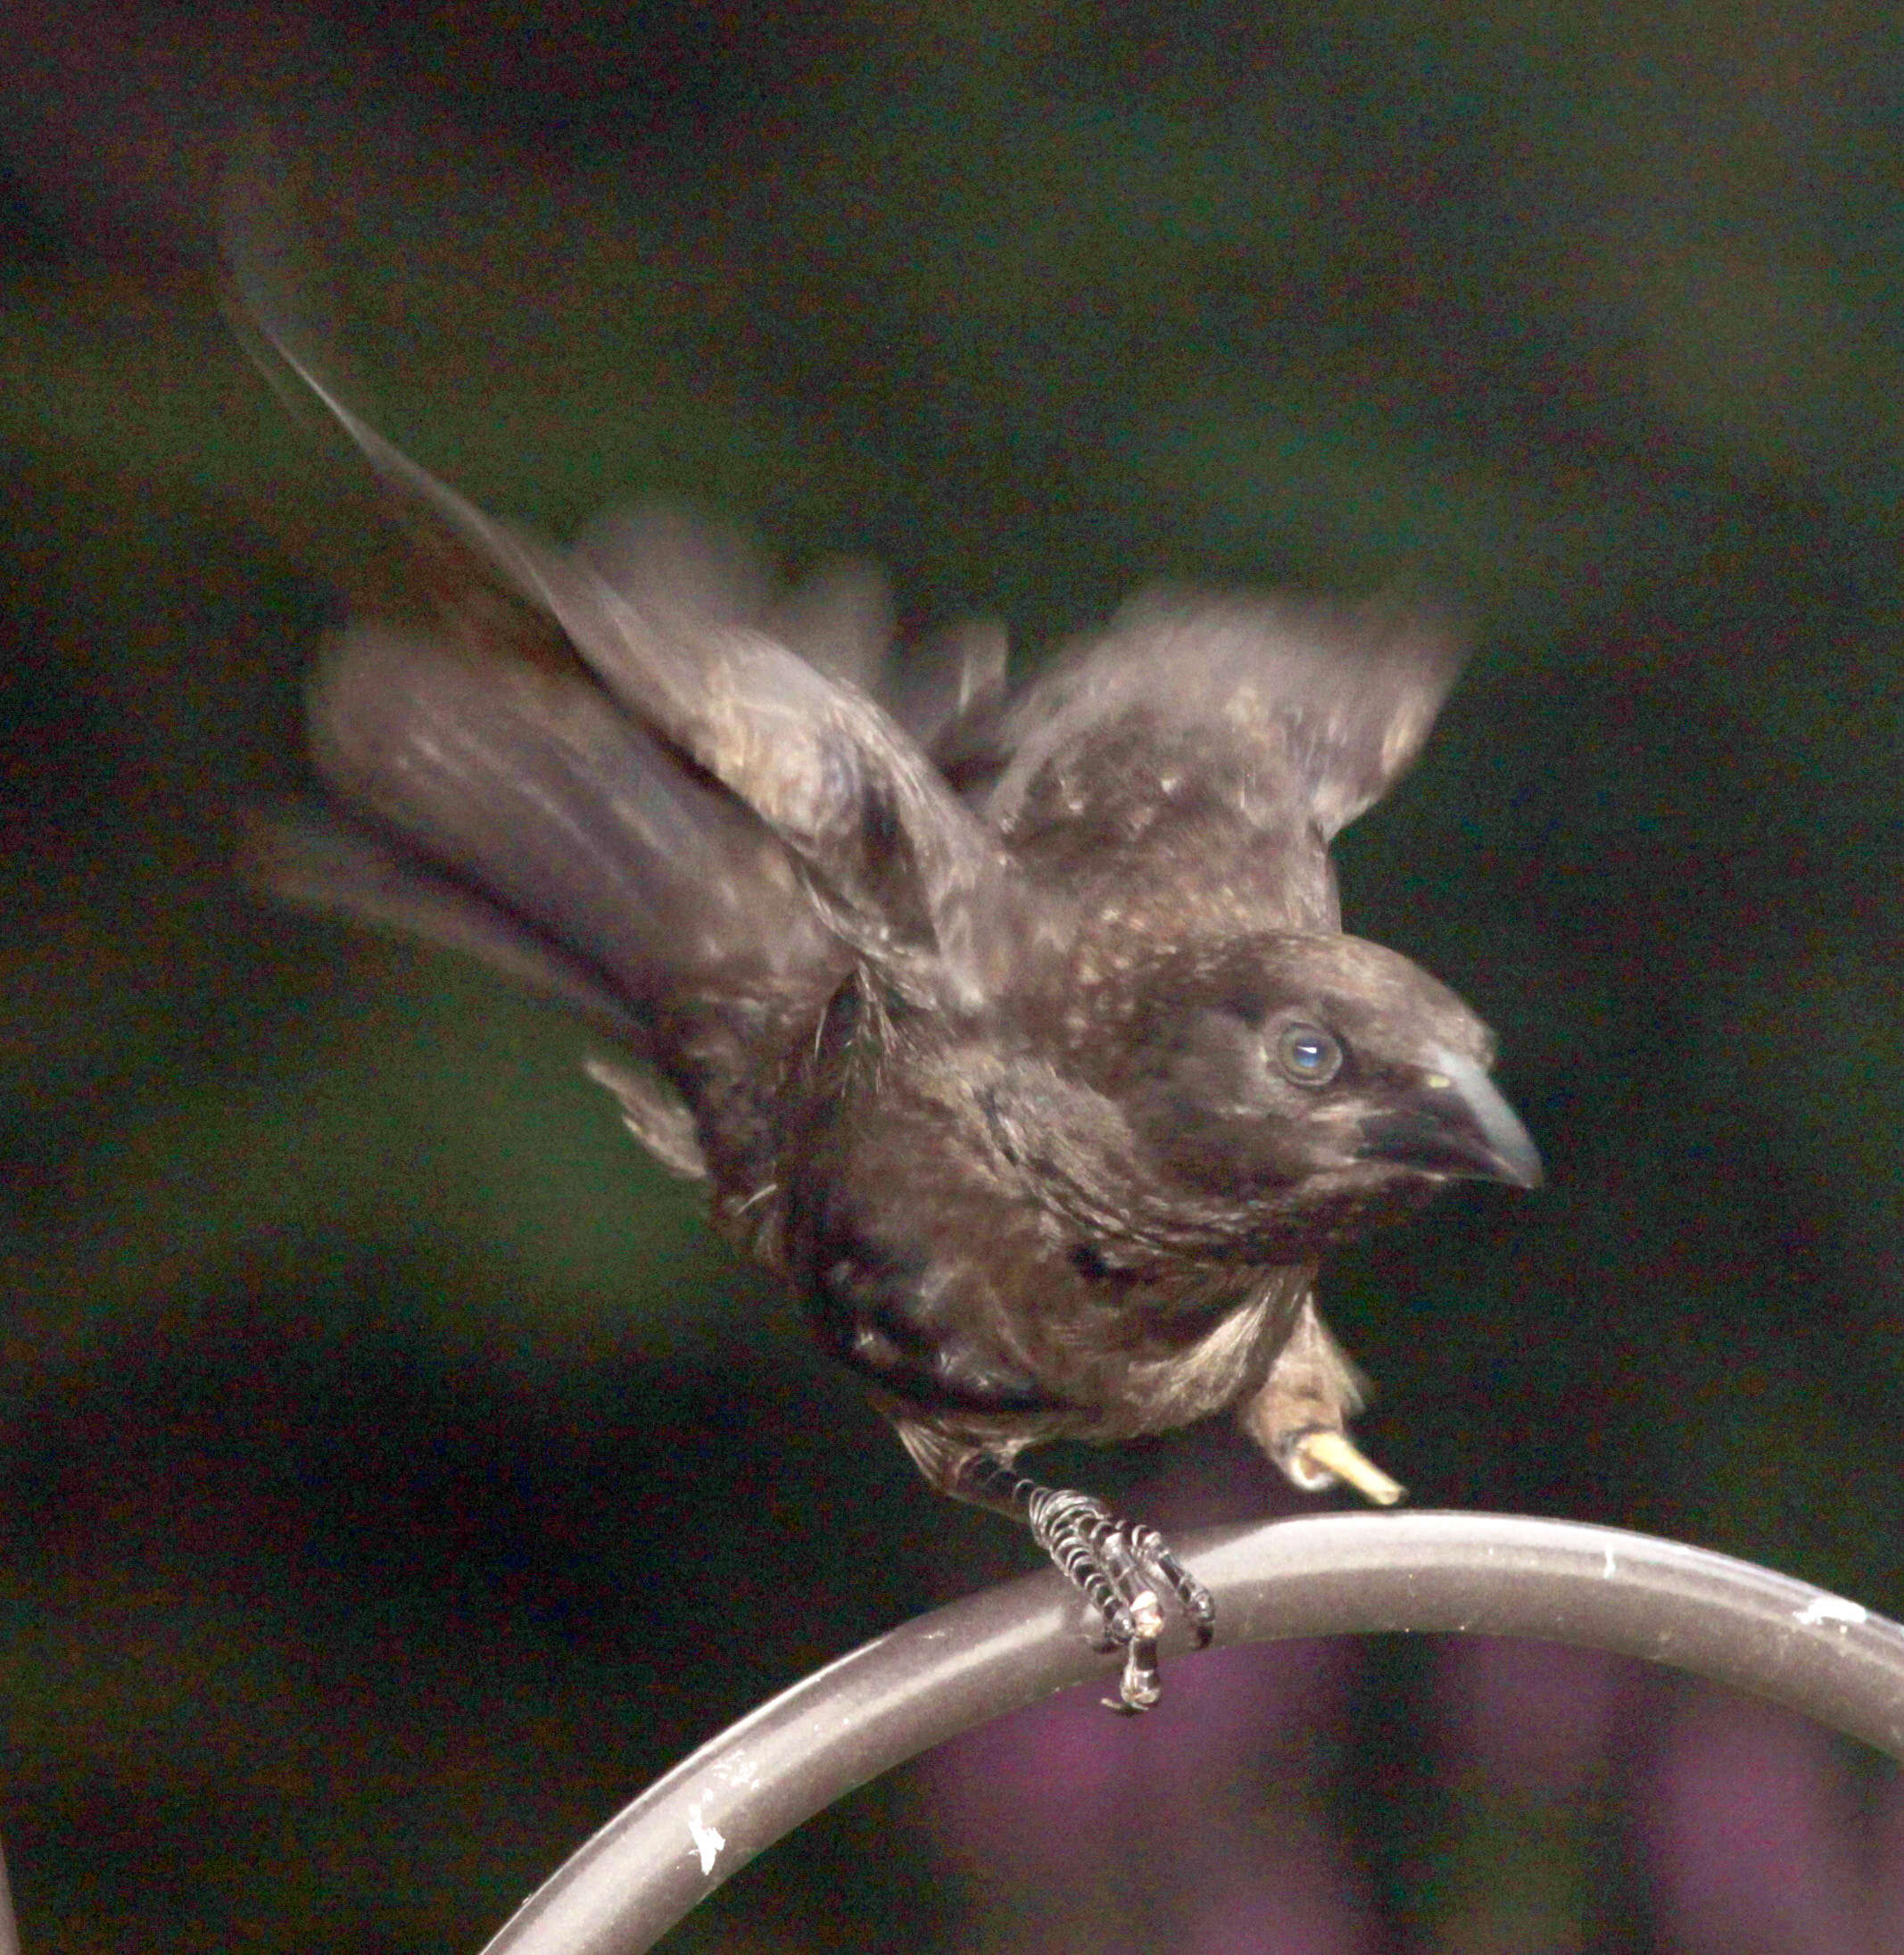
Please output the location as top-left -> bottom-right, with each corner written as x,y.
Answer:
241,327 -> 1540,1711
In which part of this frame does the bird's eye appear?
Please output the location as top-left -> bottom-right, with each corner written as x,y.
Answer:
1276,1023 -> 1343,1087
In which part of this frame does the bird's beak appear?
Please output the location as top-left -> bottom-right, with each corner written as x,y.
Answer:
1354,1051 -> 1544,1189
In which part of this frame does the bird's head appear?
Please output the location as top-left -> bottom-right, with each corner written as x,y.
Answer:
1104,932 -> 1541,1248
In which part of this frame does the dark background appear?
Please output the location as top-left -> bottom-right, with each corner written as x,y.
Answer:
4,2 -> 1903,1948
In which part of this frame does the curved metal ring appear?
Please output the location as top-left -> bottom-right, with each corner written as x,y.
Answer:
479,1511 -> 1904,1955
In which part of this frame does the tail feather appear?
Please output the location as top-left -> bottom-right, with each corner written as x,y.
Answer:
307,623 -> 843,1031
244,808 -> 650,1037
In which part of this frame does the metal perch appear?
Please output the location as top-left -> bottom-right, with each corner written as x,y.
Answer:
477,1509 -> 1904,1955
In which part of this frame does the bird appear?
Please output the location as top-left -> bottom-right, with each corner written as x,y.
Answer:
236,311 -> 1541,1711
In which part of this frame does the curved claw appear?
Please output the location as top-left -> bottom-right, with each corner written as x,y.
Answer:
931,1446 -> 1217,1711
1111,1637 -> 1163,1714
1132,1525 -> 1216,1647
1024,1487 -> 1213,1711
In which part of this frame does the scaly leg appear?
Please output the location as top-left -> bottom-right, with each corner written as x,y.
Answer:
900,1427 -> 1213,1712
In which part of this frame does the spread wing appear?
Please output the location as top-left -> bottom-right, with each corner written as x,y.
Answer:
221,163 -> 1019,1015
974,591 -> 1464,936
251,337 -> 1016,1008
302,615 -> 844,1018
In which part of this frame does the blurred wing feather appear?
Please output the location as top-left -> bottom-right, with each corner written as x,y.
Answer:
981,592 -> 1462,932
236,311 -> 1014,1010
307,622 -> 839,1015
244,808 -> 652,1036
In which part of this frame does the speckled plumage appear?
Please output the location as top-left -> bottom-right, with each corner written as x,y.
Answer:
240,309 -> 1540,1707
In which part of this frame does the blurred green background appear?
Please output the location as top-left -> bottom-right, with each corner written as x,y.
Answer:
3,1 -> 1903,1948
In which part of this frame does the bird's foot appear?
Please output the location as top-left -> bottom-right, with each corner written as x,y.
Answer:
922,1440 -> 1216,1711
1022,1486 -> 1214,1712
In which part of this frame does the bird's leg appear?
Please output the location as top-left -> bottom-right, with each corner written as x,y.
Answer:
932,1444 -> 1214,1713
1241,1293 -> 1406,1506
1282,1428 -> 1404,1505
